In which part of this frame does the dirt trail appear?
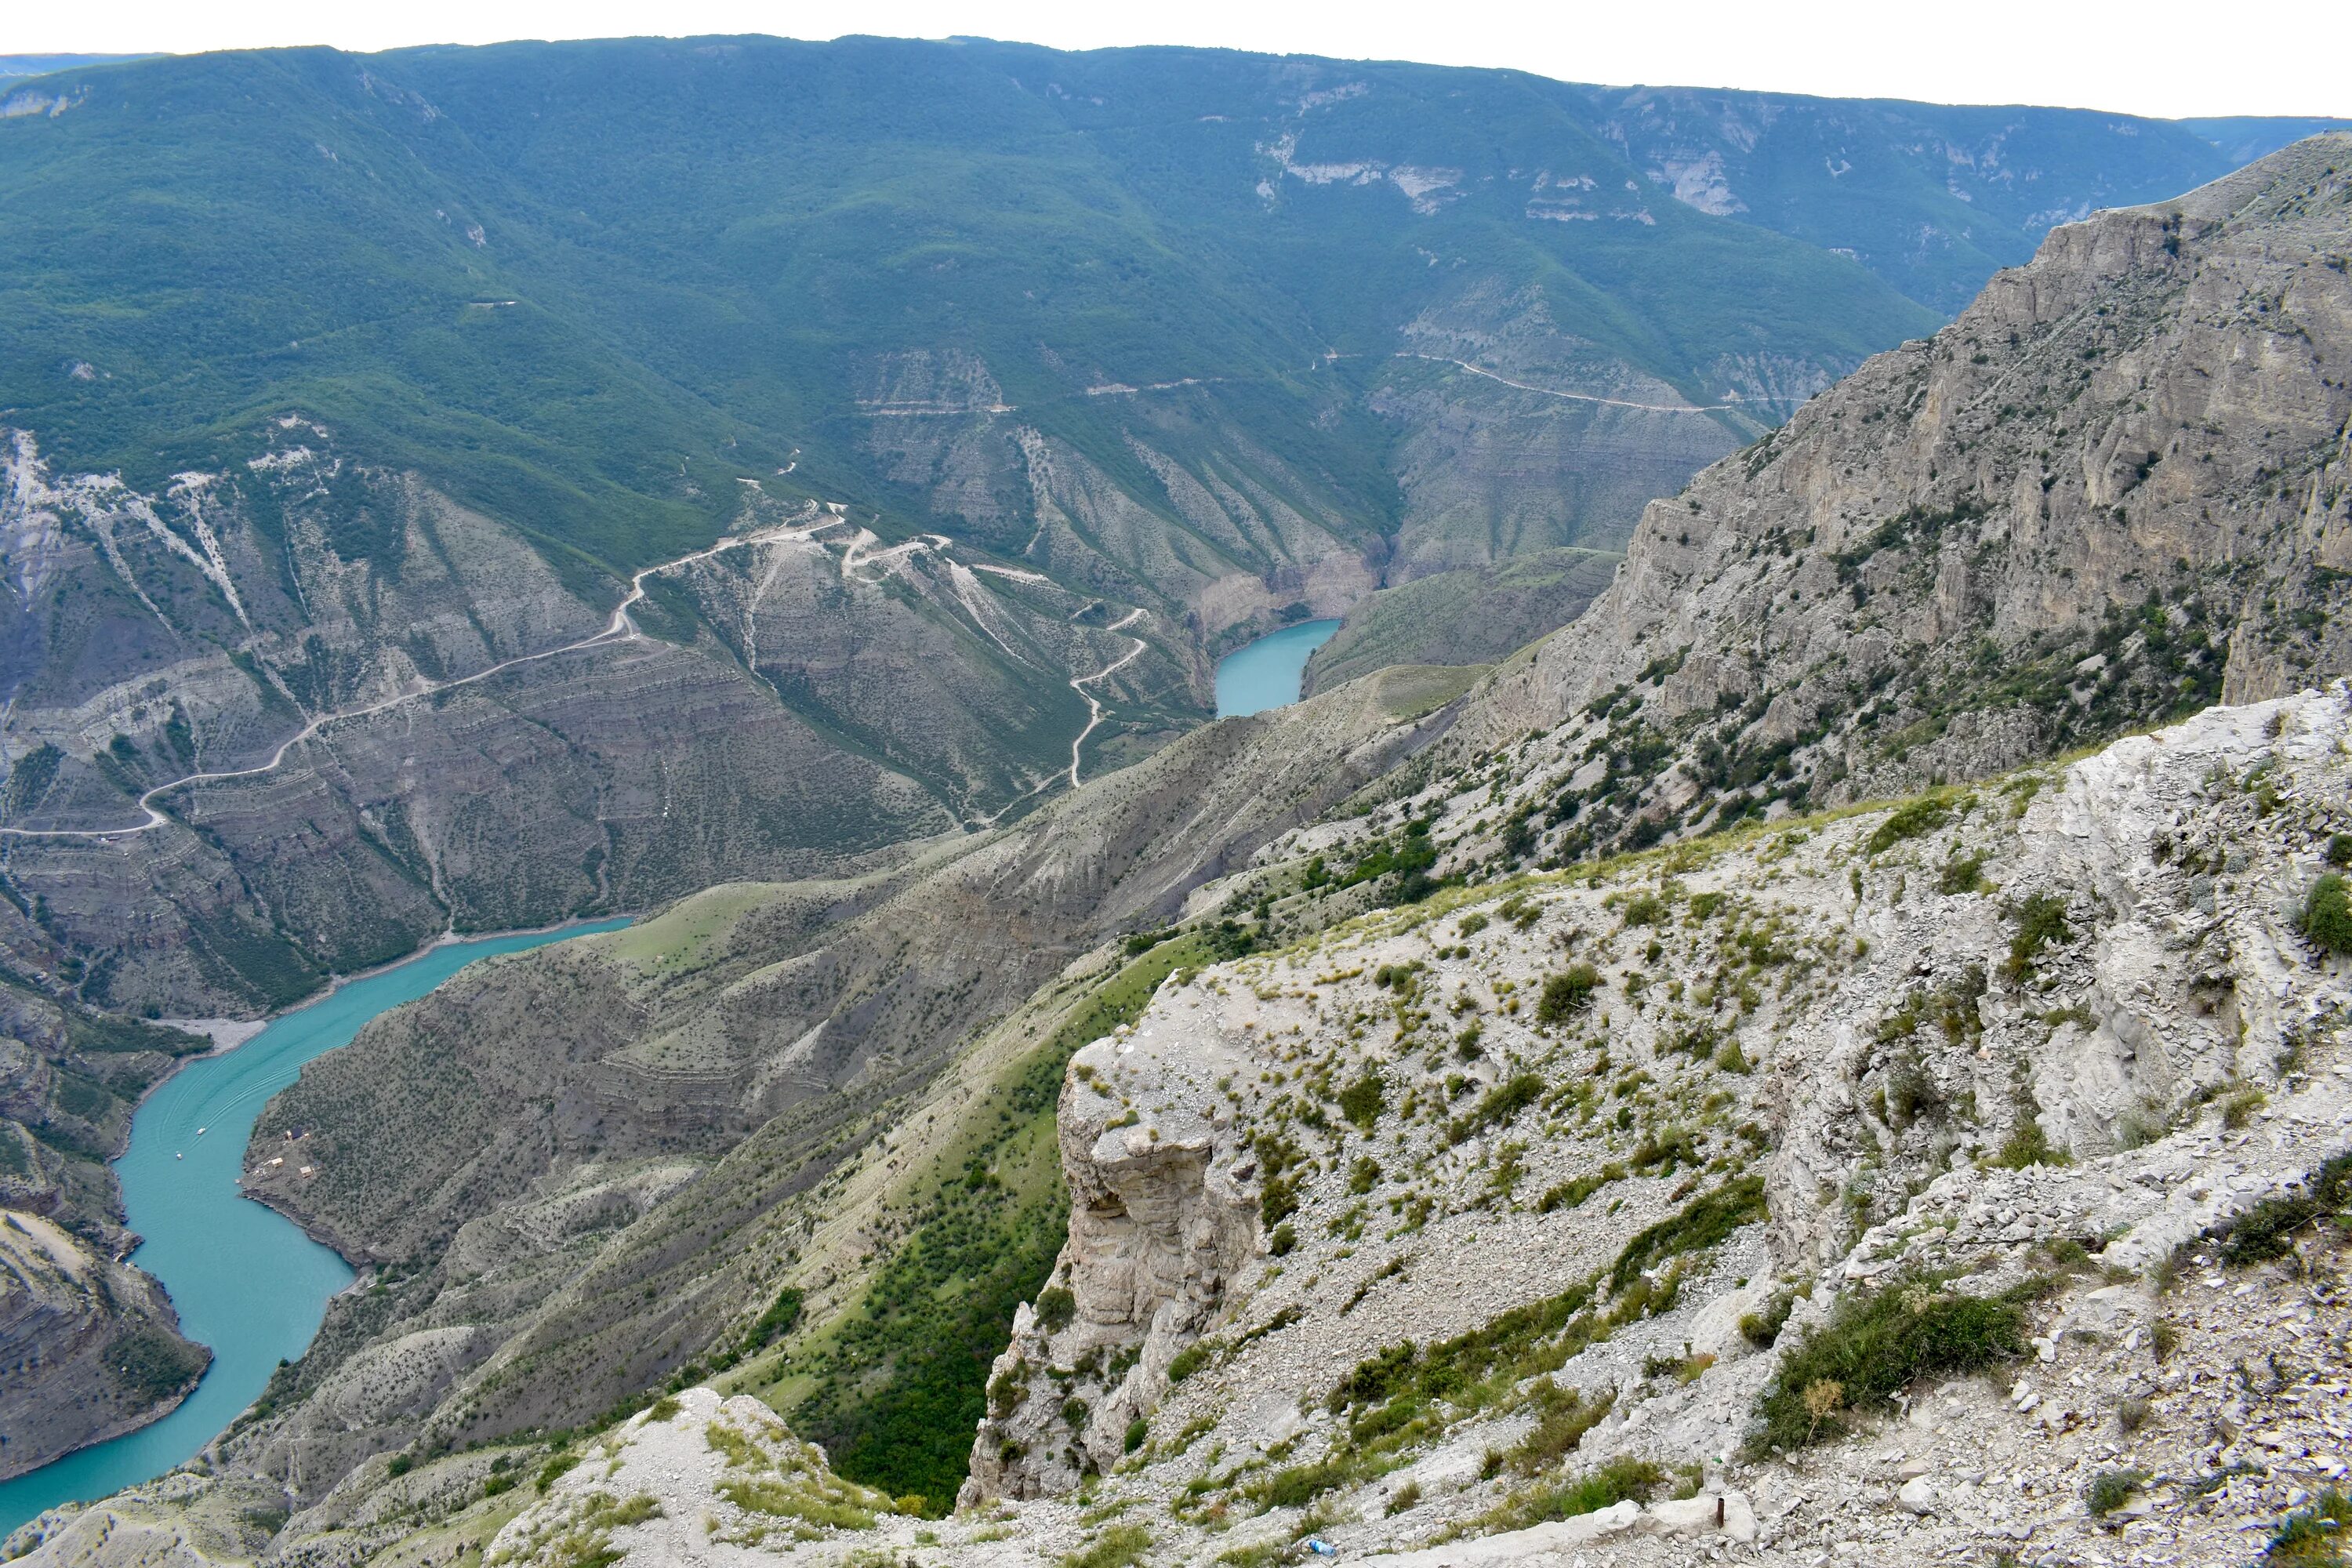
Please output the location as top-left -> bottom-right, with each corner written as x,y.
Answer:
1394,352 -> 1755,412
0,520 -> 839,842
1066,608 -> 1149,789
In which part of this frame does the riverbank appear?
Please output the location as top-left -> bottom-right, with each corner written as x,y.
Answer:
0,918 -> 633,1537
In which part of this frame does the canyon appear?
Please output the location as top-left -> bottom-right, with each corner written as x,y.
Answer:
0,43 -> 2347,1568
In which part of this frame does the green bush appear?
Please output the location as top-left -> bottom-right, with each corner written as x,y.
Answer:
1066,1523 -> 1152,1568
1123,1417 -> 1149,1454
1035,1287 -> 1077,1332
1739,1289 -> 1797,1348
1450,1073 -> 1544,1143
1937,852 -> 1988,895
1338,1070 -> 1386,1131
1868,798 -> 1951,854
1751,1279 -> 2026,1452
2002,894 -> 2071,982
1479,1457 -> 1665,1532
2305,873 -> 2352,954
2269,1487 -> 2352,1564
741,1287 -> 804,1352
1609,1176 -> 1766,1292
1537,965 -> 1601,1024
2085,1468 -> 2148,1516
1166,1340 -> 1217,1385
2214,1152 -> 2352,1265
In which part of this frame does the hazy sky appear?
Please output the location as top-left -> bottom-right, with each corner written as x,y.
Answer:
9,0 -> 2348,119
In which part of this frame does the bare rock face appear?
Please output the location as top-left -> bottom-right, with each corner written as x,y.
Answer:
965,1017 -> 1260,1498
1450,134 -> 2352,864
0,1210 -> 206,1480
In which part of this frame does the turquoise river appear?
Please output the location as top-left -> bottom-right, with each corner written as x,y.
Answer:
0,920 -> 631,1536
1214,618 -> 1340,717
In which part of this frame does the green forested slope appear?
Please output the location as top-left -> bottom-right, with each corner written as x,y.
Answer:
4,36 -> 2246,577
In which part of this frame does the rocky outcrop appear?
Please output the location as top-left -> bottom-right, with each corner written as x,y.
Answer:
1445,134 -> 2352,866
0,1210 -> 206,1480
964,1014 -> 1261,1499
950,684 -> 2352,1565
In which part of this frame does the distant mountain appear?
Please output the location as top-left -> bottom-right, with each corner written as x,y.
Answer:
2177,114 -> 2352,163
0,55 -> 147,81
0,37 -> 2306,1018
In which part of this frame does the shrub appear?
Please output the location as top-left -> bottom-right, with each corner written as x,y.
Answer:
1937,852 -> 1989,895
1504,1381 -> 1613,1473
2305,873 -> 2352,954
1868,798 -> 1951,855
2002,894 -> 2071,982
1252,1457 -> 1357,1509
2328,834 -> 2352,868
1608,1176 -> 1767,1292
1338,1070 -> 1386,1131
1167,1340 -> 1217,1385
1537,965 -> 1601,1024
2267,1487 -> 2352,1565
2212,1151 -> 2352,1265
1123,1418 -> 1149,1454
1066,1523 -> 1152,1568
1450,1073 -> 1544,1143
1479,1458 -> 1665,1532
1261,1173 -> 1300,1227
1269,1223 -> 1298,1257
1035,1287 -> 1077,1332
1537,1162 -> 1625,1214
742,1287 -> 804,1352
2085,1468 -> 2149,1517
1739,1289 -> 1797,1348
1620,895 -> 1666,927
1991,1094 -> 2068,1168
1751,1279 -> 2026,1452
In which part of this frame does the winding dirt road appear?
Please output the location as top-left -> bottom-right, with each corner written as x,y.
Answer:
0,521 -> 837,842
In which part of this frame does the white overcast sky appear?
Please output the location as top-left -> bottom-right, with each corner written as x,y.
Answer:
8,0 -> 2348,119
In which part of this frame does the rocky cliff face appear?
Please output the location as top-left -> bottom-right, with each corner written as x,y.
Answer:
1443,134 -> 2352,868
946,684 -> 2351,1566
0,426 -> 1242,1018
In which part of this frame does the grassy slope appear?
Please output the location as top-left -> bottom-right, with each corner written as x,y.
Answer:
1305,549 -> 1623,694
728,934 -> 1209,1508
